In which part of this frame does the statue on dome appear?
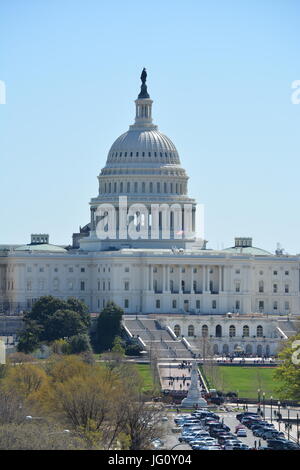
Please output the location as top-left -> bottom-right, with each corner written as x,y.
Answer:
140,68 -> 147,84
138,68 -> 150,99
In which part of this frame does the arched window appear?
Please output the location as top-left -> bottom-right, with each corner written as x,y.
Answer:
174,325 -> 181,337
259,280 -> 264,293
213,344 -> 219,355
245,344 -> 253,355
222,344 -> 229,355
215,325 -> 222,338
188,325 -> 195,337
257,325 -> 263,337
257,344 -> 263,357
243,325 -> 250,337
229,325 -> 236,337
202,325 -> 208,337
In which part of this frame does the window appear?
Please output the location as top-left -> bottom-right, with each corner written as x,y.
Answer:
196,300 -> 200,309
124,299 -> 129,309
27,280 -> 32,291
81,267 -> 85,273
174,325 -> 181,337
27,267 -> 32,272
212,300 -> 216,309
235,269 -> 240,274
258,301 -> 264,312
39,267 -> 44,272
235,300 -> 240,310
188,325 -> 195,337
235,282 -> 240,293
69,267 -> 74,273
155,299 -> 160,309
285,271 -> 289,276
193,268 -> 197,273
285,284 -> 289,293
170,280 -> 174,292
257,325 -> 263,337
54,268 -> 58,272
273,270 -> 277,276
124,281 -> 129,291
273,301 -> 278,310
215,325 -> 222,337
273,283 -> 278,293
202,325 -> 208,337
259,270 -> 263,275
172,300 -> 177,309
125,267 -> 129,272
229,325 -> 236,337
80,281 -> 85,291
259,280 -> 264,293
243,325 -> 250,337
285,301 -> 290,311
181,268 -> 185,273
69,281 -> 74,291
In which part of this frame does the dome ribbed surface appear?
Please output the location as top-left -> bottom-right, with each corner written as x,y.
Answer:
107,129 -> 180,164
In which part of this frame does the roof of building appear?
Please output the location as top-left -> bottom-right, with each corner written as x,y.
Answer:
14,243 -> 67,253
222,245 -> 272,256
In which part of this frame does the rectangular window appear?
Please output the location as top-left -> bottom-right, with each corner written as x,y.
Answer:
235,282 -> 240,293
235,300 -> 240,310
285,284 -> 289,293
124,299 -> 129,308
212,300 -> 216,309
156,300 -> 160,309
81,267 -> 85,273
80,281 -> 85,291
285,271 -> 289,276
273,284 -> 278,293
259,301 -> 264,312
196,300 -> 200,309
172,300 -> 177,309
273,301 -> 278,310
285,301 -> 289,310
124,281 -> 129,291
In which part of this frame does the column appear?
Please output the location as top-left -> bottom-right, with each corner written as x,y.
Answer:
149,265 -> 153,291
218,266 -> 222,293
190,266 -> 194,293
179,266 -> 182,293
203,265 -> 206,292
162,265 -> 166,292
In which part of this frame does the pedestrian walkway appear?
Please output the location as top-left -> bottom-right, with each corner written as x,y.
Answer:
158,361 -> 194,391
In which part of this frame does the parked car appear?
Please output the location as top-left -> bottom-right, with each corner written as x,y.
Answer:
236,428 -> 247,437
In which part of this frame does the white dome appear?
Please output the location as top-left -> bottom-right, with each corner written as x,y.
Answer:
107,129 -> 180,165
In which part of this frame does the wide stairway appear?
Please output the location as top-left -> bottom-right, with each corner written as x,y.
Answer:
123,316 -> 194,359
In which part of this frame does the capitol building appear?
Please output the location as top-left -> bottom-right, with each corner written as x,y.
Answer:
1,71 -> 299,357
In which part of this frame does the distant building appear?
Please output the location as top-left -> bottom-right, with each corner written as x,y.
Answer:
1,73 -> 299,356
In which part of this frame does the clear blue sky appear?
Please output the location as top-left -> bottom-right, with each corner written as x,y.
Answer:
1,0 -> 299,253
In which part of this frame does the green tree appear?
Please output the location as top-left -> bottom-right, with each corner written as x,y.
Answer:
17,320 -> 42,353
275,333 -> 300,400
94,302 -> 123,353
23,296 -> 90,342
68,334 -> 92,354
45,310 -> 86,341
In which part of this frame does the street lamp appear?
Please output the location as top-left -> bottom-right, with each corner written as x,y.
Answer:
262,392 -> 265,419
270,396 -> 273,423
297,413 -> 299,445
257,389 -> 261,413
287,408 -> 290,440
278,401 -> 281,431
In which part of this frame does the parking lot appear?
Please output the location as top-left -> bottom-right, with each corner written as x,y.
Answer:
160,407 -> 300,450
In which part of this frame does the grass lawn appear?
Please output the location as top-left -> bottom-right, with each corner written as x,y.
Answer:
135,363 -> 154,392
202,366 -> 283,399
